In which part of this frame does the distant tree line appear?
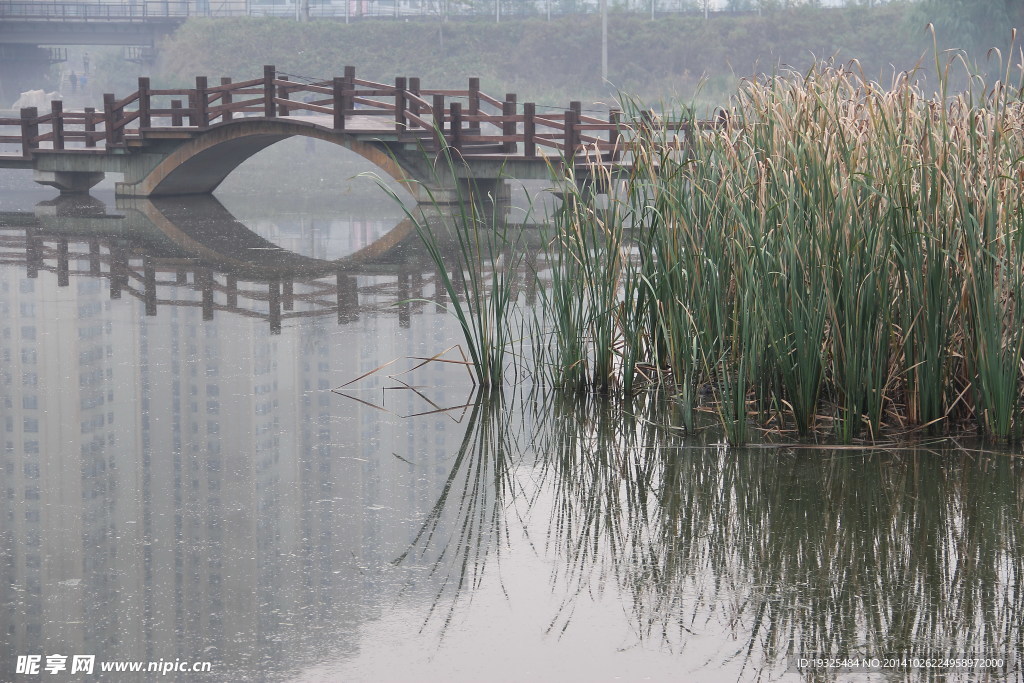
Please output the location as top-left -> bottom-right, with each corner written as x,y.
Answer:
228,0 -> 1018,55
146,0 -> 1020,108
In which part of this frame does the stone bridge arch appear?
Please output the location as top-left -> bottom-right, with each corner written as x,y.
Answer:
116,118 -> 445,201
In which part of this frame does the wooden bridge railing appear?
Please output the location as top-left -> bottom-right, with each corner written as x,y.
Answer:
0,65 -> 717,164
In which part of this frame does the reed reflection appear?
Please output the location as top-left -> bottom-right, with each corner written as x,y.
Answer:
399,390 -> 1024,680
393,392 -> 522,631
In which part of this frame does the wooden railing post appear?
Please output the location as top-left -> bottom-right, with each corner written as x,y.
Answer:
332,77 -> 345,130
408,77 -> 421,118
640,109 -> 653,135
565,100 -> 581,158
523,102 -> 535,158
137,76 -> 151,129
609,108 -> 621,162
263,65 -> 276,118
221,77 -> 233,121
84,107 -> 96,147
171,99 -> 183,126
432,94 -> 445,150
394,76 -> 406,130
278,75 -> 290,116
502,93 -> 516,153
20,107 -> 38,158
342,65 -> 355,115
194,76 -> 209,127
103,93 -> 119,146
449,101 -> 462,151
468,77 -> 480,118
50,100 -> 64,150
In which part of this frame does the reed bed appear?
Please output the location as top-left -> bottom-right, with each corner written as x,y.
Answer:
403,53 -> 1024,444
527,54 -> 1024,444
377,171 -> 530,389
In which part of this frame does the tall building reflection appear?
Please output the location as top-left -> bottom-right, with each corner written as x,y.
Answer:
0,196 -> 472,678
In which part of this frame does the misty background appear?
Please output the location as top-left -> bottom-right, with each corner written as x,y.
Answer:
3,0 -> 1021,114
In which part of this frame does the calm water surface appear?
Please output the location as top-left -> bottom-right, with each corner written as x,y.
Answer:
1,158 -> 1022,682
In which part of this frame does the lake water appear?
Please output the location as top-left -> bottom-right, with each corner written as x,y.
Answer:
1,145 -> 1022,682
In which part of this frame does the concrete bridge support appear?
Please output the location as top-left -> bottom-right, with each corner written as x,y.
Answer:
34,169 -> 106,194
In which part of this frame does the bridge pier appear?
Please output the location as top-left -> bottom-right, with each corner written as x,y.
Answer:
416,178 -> 510,206
464,179 -> 511,205
33,169 -> 106,194
550,170 -> 615,209
405,183 -> 459,205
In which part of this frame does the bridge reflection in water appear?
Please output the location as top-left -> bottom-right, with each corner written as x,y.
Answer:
2,194 -> 1023,680
0,194 -> 490,332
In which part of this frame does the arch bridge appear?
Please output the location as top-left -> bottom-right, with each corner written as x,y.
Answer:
0,66 -> 716,200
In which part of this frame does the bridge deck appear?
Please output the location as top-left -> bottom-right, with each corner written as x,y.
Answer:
1,66 -> 714,191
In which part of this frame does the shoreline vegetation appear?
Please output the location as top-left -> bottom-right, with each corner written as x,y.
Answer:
407,49 -> 1024,446
150,5 -> 989,109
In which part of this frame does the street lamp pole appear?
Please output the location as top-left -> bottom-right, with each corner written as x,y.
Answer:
600,0 -> 607,83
